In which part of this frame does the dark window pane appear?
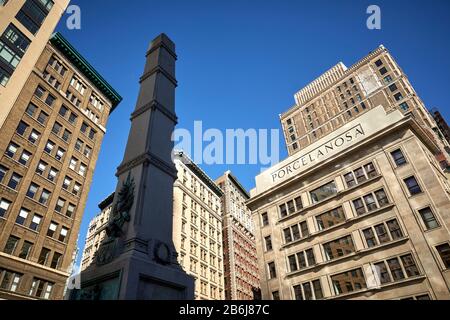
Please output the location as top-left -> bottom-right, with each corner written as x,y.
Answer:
404,176 -> 422,195
387,258 -> 405,281
419,207 -> 439,230
436,244 -> 450,269
310,181 -> 338,204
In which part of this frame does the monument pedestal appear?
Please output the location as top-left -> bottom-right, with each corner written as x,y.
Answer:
73,33 -> 194,300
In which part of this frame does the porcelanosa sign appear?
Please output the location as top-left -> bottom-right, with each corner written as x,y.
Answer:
271,124 -> 365,183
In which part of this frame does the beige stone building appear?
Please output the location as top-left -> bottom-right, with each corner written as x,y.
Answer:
280,46 -> 450,171
80,193 -> 113,271
216,171 -> 260,300
248,46 -> 450,300
173,151 -> 225,300
0,22 -> 122,299
0,0 -> 70,128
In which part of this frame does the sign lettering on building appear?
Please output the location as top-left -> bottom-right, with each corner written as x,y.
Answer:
271,125 -> 365,183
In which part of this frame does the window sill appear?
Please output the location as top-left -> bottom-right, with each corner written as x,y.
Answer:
0,183 -> 19,195
14,132 -> 40,149
281,203 -> 395,249
277,175 -> 383,225
326,275 -> 426,300
24,196 -> 49,209
2,155 -> 30,171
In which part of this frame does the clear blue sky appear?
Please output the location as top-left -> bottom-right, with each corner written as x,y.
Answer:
55,0 -> 450,268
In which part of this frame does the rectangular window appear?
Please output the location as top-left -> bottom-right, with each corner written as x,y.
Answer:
387,219 -> 403,240
268,262 -> 276,279
363,228 -> 377,248
62,129 -> 71,142
363,194 -> 377,211
16,0 -> 53,35
52,122 -> 62,135
316,206 -> 345,231
293,285 -> 303,300
419,207 -> 439,230
331,268 -> 366,295
3,235 -> 20,255
50,252 -> 62,269
353,198 -> 366,215
374,224 -> 390,244
83,146 -> 92,158
55,198 -> 65,213
310,181 -> 337,204
279,204 -> 287,218
16,121 -> 28,136
0,66 -> 11,87
36,161 -> 46,175
16,208 -> 29,225
79,163 -> 87,177
401,254 -> 420,277
8,173 -> 22,190
59,105 -> 68,117
45,94 -> 55,106
44,140 -> 54,154
374,262 -> 391,284
29,214 -> 42,231
25,103 -> 37,117
68,112 -> 78,125
436,244 -> 450,269
47,167 -> 57,182
47,222 -> 57,238
264,236 -> 272,252
27,183 -> 39,198
294,196 -> 303,210
28,129 -> 40,144
354,167 -> 367,184
312,280 -> 323,299
38,189 -> 50,205
272,291 -> 280,300
5,142 -> 19,158
18,241 -> 33,259
375,189 -> 389,207
37,248 -> 50,265
19,150 -> 31,166
0,269 -> 22,293
261,212 -> 269,226
73,183 -> 81,195
69,158 -> 77,170
387,258 -> 405,281
391,149 -> 407,166
0,165 -> 8,184
0,199 -> 12,218
55,148 -> 65,161
394,92 -> 403,101
404,176 -> 422,195
344,172 -> 356,188
288,255 -> 298,272
323,235 -> 355,261
291,224 -> 301,241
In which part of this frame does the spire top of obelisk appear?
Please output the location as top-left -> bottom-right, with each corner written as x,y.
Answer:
147,33 -> 176,59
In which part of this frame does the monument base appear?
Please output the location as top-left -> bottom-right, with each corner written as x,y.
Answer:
73,248 -> 194,300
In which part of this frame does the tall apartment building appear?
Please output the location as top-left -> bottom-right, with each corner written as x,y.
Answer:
80,193 -> 113,271
0,31 -> 122,300
248,46 -> 450,300
0,0 -> 70,128
173,151 -> 225,300
216,171 -> 260,300
280,46 -> 450,169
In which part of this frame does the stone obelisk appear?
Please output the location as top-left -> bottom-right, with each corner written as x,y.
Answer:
77,34 -> 194,300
